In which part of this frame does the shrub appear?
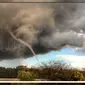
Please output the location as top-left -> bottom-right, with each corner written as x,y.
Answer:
71,71 -> 85,81
17,71 -> 36,81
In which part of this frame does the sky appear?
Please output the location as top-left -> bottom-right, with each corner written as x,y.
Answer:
1,2 -> 85,71
0,47 -> 85,70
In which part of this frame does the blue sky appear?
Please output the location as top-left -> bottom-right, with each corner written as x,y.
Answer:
25,47 -> 85,68
0,47 -> 85,70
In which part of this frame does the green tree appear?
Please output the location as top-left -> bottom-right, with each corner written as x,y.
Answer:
71,71 -> 85,81
17,71 -> 36,81
16,65 -> 27,71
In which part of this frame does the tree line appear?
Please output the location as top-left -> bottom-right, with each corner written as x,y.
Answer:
0,60 -> 85,81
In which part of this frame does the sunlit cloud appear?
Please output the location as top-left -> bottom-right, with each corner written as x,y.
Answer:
71,62 -> 85,70
58,55 -> 85,70
20,58 -> 32,68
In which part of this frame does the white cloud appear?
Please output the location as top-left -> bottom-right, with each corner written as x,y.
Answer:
57,55 -> 85,70
21,59 -> 32,68
0,58 -> 32,68
0,59 -> 21,68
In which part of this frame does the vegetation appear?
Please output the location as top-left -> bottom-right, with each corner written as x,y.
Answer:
71,71 -> 85,81
0,67 -> 17,78
17,71 -> 36,81
0,60 -> 85,81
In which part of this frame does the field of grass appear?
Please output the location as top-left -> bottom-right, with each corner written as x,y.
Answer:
0,78 -> 20,81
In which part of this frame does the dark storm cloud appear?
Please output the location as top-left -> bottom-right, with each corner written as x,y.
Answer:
0,2 -> 85,60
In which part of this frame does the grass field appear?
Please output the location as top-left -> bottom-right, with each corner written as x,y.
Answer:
0,78 -> 20,81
